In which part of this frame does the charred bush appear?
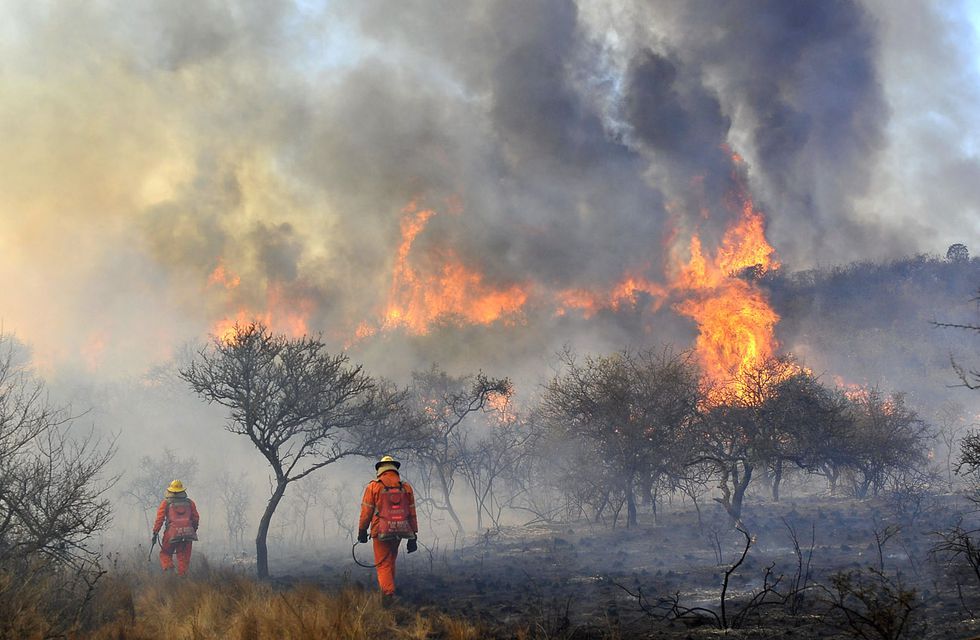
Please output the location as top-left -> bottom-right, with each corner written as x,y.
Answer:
613,526 -> 792,631
883,467 -> 944,528
822,567 -> 921,640
930,521 -> 980,614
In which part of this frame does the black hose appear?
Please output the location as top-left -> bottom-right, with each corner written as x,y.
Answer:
351,541 -> 391,569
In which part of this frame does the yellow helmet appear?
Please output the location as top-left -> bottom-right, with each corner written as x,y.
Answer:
167,479 -> 186,493
374,455 -> 401,476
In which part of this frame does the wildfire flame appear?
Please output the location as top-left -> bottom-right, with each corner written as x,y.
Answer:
208,261 -> 241,290
557,271 -> 667,318
349,156 -> 787,402
551,153 -> 789,402
379,202 -> 529,335
207,262 -> 312,345
672,182 -> 783,401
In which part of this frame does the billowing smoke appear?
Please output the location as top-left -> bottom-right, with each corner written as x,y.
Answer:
0,0 -> 977,381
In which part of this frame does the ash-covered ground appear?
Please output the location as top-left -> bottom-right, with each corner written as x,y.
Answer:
269,495 -> 980,639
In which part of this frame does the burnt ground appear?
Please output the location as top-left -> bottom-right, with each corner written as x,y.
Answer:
275,494 -> 980,639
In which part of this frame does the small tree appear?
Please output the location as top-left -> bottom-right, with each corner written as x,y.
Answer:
540,347 -> 702,528
180,323 -> 418,578
123,449 -> 198,530
216,472 -> 250,550
0,333 -> 115,635
286,473 -> 325,547
765,372 -> 853,500
843,389 -> 930,498
456,407 -> 534,531
404,365 -> 511,534
694,356 -> 843,521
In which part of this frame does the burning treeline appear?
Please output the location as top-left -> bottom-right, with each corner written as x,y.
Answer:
211,151 -> 787,403
162,145 -> 942,538
165,147 -> 933,543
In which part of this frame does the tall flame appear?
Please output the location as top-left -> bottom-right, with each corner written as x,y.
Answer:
672,181 -> 782,400
380,202 -> 529,335
551,153 -> 788,402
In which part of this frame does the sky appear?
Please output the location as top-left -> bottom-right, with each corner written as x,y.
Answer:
1,0 -> 979,378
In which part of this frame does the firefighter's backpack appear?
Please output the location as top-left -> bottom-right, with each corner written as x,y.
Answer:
374,482 -> 414,541
166,498 -> 198,543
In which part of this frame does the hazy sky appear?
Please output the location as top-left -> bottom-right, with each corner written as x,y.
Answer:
1,0 -> 978,377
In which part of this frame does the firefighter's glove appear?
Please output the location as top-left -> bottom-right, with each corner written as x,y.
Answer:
407,538 -> 418,554
151,532 -> 159,546
357,530 -> 368,544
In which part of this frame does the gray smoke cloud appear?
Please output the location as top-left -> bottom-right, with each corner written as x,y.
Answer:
0,0 -> 976,378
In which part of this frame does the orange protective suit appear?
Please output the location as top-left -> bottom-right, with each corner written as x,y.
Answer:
153,495 -> 200,576
358,470 -> 418,595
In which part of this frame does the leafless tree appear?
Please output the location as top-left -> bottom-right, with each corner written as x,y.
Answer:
935,289 -> 980,388
540,347 -> 701,528
404,365 -> 511,534
456,408 -> 535,531
321,483 -> 355,543
0,334 -> 115,565
286,473 -> 325,547
935,402 -> 970,490
179,322 -> 419,578
495,415 -> 569,525
122,448 -> 198,530
0,333 -> 115,633
216,471 -> 250,550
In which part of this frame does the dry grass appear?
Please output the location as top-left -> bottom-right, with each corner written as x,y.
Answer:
77,564 -> 482,640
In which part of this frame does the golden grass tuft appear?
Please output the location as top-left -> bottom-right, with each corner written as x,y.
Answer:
81,566 -> 482,640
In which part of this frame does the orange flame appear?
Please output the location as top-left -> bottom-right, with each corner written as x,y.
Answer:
486,390 -> 517,425
552,153 -> 788,402
356,156 -> 784,401
557,271 -> 667,318
672,183 -> 783,400
207,260 -> 313,345
207,261 -> 241,290
380,202 -> 529,335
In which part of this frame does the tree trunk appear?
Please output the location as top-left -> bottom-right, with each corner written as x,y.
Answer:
651,484 -> 659,523
474,493 -> 483,531
436,464 -> 464,534
594,492 -> 609,523
729,463 -> 753,524
855,474 -> 872,499
626,479 -> 637,528
824,465 -> 839,495
256,480 -> 288,579
771,460 -> 783,502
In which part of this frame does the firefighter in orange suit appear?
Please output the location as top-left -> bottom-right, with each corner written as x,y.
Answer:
358,456 -> 418,596
152,479 -> 200,576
